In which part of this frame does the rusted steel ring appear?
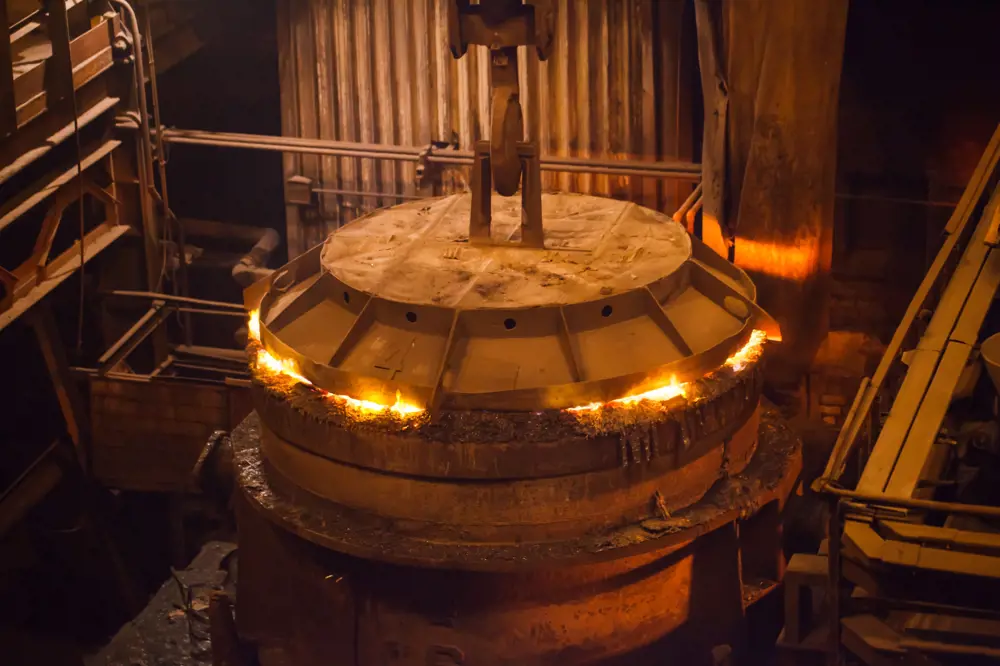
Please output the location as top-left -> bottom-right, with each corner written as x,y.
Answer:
250,359 -> 764,481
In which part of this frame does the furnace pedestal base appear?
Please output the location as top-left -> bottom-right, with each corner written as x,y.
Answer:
231,408 -> 800,666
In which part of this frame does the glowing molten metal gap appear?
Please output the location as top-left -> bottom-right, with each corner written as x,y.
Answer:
248,309 -> 765,418
566,376 -> 687,414
247,310 -> 425,418
725,329 -> 767,372
566,330 -> 767,414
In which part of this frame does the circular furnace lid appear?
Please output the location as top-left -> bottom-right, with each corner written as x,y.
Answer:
321,193 -> 692,309
251,193 -> 777,412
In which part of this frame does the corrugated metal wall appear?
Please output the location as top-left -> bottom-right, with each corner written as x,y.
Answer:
277,0 -> 697,254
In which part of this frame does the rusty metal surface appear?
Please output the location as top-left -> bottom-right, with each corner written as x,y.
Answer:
254,405 -> 758,545
276,0 -> 696,253
236,498 -> 744,666
231,404 -> 800,571
249,358 -> 762,480
232,408 -> 799,665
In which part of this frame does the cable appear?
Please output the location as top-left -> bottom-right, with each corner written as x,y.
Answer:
65,8 -> 86,353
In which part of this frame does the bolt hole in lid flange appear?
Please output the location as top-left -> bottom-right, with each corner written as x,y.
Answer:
247,193 -> 779,413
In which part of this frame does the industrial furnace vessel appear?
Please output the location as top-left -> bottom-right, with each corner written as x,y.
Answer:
231,2 -> 801,664
233,188 -> 800,664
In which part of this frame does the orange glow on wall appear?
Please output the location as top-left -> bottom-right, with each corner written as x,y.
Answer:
733,238 -> 821,281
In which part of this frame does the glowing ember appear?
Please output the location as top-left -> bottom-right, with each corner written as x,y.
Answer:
725,329 -> 767,372
257,346 -> 312,386
247,310 -> 425,419
566,377 -> 687,414
248,308 -> 261,341
565,330 -> 767,414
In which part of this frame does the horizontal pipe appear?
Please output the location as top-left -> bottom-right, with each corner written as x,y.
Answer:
161,129 -> 425,157
162,136 -> 423,162
541,154 -> 701,175
820,483 -> 1000,519
106,290 -> 245,311
175,307 -> 247,318
232,227 -> 280,288
159,129 -> 702,180
172,345 -> 248,362
71,366 -> 237,386
313,187 -> 424,201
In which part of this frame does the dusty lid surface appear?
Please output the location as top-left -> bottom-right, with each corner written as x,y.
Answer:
320,193 -> 693,309
250,193 -> 775,412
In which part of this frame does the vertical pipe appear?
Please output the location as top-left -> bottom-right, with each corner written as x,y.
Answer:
457,46 -> 473,150
110,0 -> 159,290
517,45 -> 531,142
555,0 -> 571,193
536,34 -> 551,191
411,0 -> 432,147
593,0 -> 611,197
333,0 -> 359,223
574,0 -> 592,194
352,0 -> 378,212
291,0 -> 321,241
372,0 -> 397,203
639,0 -> 657,209
276,0 -> 304,256
476,43 -> 490,145
390,0 -> 414,196
313,0 -> 340,230
141,0 -> 191,342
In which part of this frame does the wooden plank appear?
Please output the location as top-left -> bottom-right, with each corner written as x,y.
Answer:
30,305 -> 90,471
880,521 -> 1000,556
0,223 -> 130,333
0,2 -> 15,138
44,0 -> 74,115
0,92 -> 118,185
899,637 -> 1000,659
840,615 -> 907,659
884,342 -> 972,498
884,235 -> 1000,497
880,540 -> 1000,579
860,187 -> 1000,495
0,447 -> 64,537
918,189 -> 1000,350
97,301 -> 169,373
904,614 -> 1000,648
843,519 -> 884,564
0,139 -> 120,232
856,349 -> 940,494
13,14 -> 116,126
830,125 -> 1000,489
